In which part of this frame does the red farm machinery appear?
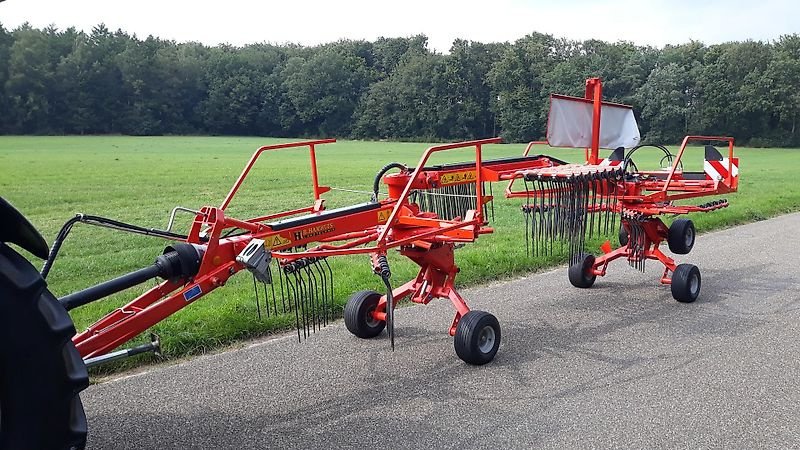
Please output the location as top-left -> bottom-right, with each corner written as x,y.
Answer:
0,78 -> 738,449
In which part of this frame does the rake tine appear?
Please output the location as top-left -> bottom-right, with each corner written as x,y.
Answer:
289,266 -> 304,339
310,261 -> 320,332
252,275 -> 262,320
268,263 -> 278,316
303,262 -> 316,334
565,177 -> 572,262
608,176 -> 613,235
601,173 -> 608,236
589,175 -> 597,238
312,259 -> 326,327
284,265 -> 301,342
577,175 -> 586,263
313,260 -> 324,329
278,260 -> 288,314
302,264 -> 312,335
578,175 -> 594,256
535,178 -> 542,256
587,176 -> 594,239
571,177 -> 579,264
530,177 -> 537,257
544,179 -> 551,256
324,258 -> 334,325
558,177 -> 564,253
523,178 -> 530,256
544,177 -> 551,256
295,269 -> 308,338
323,259 -> 331,326
312,261 -> 323,330
304,261 -> 315,332
268,283 -> 269,317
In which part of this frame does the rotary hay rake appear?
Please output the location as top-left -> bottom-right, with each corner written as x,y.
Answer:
0,77 -> 738,449
507,78 -> 738,301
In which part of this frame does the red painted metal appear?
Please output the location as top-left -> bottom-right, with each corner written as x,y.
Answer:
586,77 -> 603,165
219,139 -> 335,211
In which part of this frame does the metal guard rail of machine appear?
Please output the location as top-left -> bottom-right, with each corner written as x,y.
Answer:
271,137 -> 505,261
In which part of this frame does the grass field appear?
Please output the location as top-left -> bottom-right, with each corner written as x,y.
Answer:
2,136 -> 799,371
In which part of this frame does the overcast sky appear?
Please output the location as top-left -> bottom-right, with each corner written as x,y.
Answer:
1,0 -> 798,52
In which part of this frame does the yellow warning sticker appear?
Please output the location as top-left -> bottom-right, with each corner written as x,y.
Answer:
440,170 -> 476,185
263,234 -> 292,249
377,209 -> 391,223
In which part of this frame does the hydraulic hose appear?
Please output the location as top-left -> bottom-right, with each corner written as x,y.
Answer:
372,163 -> 407,202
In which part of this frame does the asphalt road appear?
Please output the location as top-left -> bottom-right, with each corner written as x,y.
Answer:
83,213 -> 800,449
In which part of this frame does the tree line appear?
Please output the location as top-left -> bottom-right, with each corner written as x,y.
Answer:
1,23 -> 798,146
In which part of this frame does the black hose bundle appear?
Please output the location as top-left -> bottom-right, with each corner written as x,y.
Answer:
372,162 -> 407,201
376,254 -> 394,350
622,144 -> 683,175
41,214 -> 189,279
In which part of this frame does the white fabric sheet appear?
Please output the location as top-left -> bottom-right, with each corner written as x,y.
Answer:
547,96 -> 641,149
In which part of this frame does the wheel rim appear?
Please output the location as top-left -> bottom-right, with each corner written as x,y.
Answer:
364,306 -> 380,328
689,273 -> 699,295
477,325 -> 496,354
685,227 -> 694,247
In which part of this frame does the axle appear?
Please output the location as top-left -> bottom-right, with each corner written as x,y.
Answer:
59,243 -> 203,311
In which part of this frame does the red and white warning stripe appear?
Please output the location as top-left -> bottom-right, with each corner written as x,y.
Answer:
599,147 -> 624,167
599,158 -> 621,167
704,158 -> 739,181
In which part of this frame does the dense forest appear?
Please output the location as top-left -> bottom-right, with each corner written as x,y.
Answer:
1,23 -> 799,146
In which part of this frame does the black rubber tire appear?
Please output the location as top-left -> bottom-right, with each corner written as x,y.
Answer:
0,243 -> 89,450
619,226 -> 629,246
344,290 -> 386,339
671,263 -> 701,303
568,253 -> 597,288
668,219 -> 695,255
454,311 -> 501,365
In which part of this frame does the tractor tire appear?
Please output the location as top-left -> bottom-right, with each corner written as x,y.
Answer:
668,219 -> 695,255
671,263 -> 701,303
344,290 -> 386,339
568,253 -> 597,288
454,310 -> 501,365
0,242 -> 89,450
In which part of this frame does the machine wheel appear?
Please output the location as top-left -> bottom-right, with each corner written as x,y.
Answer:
454,310 -> 501,365
344,290 -> 386,338
671,264 -> 701,303
568,253 -> 597,288
618,226 -> 629,246
668,219 -> 695,255
0,243 -> 89,450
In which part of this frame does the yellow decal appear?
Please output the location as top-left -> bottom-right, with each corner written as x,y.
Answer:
293,223 -> 336,241
440,170 -> 476,185
377,209 -> 391,223
263,234 -> 292,249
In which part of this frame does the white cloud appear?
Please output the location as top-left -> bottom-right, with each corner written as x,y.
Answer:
1,0 -> 797,52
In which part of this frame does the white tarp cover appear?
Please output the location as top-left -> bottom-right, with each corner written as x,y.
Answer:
547,95 -> 641,149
